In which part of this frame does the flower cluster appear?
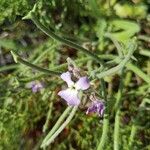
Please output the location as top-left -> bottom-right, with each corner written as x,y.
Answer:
58,59 -> 105,117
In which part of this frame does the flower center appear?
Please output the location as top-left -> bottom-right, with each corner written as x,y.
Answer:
70,84 -> 76,90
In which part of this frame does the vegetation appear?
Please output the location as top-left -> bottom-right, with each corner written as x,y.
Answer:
0,0 -> 150,149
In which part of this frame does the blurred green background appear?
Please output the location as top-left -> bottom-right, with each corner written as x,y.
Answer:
0,0 -> 150,149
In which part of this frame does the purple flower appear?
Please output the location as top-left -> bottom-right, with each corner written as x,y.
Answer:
26,81 -> 44,93
86,100 -> 105,117
58,71 -> 90,106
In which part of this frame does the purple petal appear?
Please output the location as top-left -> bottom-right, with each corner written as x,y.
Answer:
26,81 -> 44,93
100,108 -> 105,116
32,85 -> 38,93
75,77 -> 90,90
60,72 -> 74,87
58,89 -> 80,106
86,100 -> 105,116
86,105 -> 97,114
32,83 -> 43,93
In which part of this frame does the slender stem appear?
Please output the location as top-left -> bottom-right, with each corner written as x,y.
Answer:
114,110 -> 120,150
97,114 -> 109,150
42,102 -> 53,133
138,35 -> 150,42
139,49 -> 150,57
105,33 -> 124,58
114,70 -> 124,150
18,57 -> 61,75
96,44 -> 135,79
41,106 -> 72,145
11,51 -> 61,75
126,63 -> 150,84
100,78 -> 107,100
85,54 -> 149,84
23,6 -> 104,64
0,64 -> 18,72
129,125 -> 137,148
41,106 -> 78,148
42,92 -> 55,133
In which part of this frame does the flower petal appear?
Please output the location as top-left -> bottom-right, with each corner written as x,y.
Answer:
86,105 -> 97,114
32,83 -> 43,93
26,81 -> 44,93
97,103 -> 105,116
60,72 -> 74,87
58,89 -> 80,106
75,77 -> 90,90
86,100 -> 105,116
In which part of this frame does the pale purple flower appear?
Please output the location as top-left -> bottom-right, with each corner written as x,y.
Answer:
86,100 -> 105,117
26,81 -> 44,93
58,71 -> 90,106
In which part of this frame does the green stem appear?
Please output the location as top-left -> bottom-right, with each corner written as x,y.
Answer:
129,125 -> 138,148
114,70 -> 124,150
0,64 -> 18,72
11,51 -> 61,75
126,63 -> 150,84
114,110 -> 120,150
96,44 -> 135,79
86,54 -> 149,84
42,102 -> 53,133
23,5 -> 104,64
105,33 -> 124,58
18,57 -> 60,75
41,106 -> 78,148
41,106 -> 72,145
42,92 -> 55,133
100,78 -> 107,100
97,114 -> 109,150
139,49 -> 150,57
138,35 -> 150,42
